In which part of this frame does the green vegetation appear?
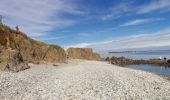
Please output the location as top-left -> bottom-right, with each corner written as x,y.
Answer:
0,24 -> 62,50
50,44 -> 62,49
32,40 -> 48,47
0,24 -> 17,34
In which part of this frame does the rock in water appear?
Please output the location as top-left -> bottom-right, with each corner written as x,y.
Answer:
67,48 -> 101,61
0,49 -> 30,72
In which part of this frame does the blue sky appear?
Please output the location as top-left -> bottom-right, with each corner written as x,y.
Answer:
0,0 -> 170,51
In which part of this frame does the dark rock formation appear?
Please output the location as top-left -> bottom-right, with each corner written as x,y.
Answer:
0,49 -> 30,72
67,48 -> 101,61
167,59 -> 170,63
107,56 -> 170,67
0,24 -> 66,72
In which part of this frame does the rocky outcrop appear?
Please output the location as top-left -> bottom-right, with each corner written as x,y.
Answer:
0,24 -> 66,71
67,48 -> 101,61
107,56 -> 170,67
167,59 -> 170,63
42,45 -> 66,63
0,49 -> 30,72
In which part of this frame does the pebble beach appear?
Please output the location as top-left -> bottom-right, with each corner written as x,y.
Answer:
0,60 -> 170,100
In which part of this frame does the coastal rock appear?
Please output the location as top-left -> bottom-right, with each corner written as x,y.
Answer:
0,49 -> 30,72
167,59 -> 170,63
67,48 -> 101,61
43,45 -> 66,63
108,56 -> 170,67
26,42 -> 66,63
0,24 -> 66,72
92,53 -> 101,61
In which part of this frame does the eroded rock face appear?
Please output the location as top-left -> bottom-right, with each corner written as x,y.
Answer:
43,45 -> 66,63
0,25 -> 66,71
67,48 -> 101,61
0,49 -> 30,72
13,34 -> 67,64
21,44 -> 67,64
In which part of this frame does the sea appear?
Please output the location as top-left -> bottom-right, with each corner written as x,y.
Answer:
102,50 -> 170,75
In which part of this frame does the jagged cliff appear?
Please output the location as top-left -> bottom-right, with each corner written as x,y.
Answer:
67,48 -> 101,61
0,24 -> 66,71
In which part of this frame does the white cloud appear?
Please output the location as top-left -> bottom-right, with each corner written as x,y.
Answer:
138,0 -> 170,14
101,0 -> 170,21
34,36 -> 65,41
91,28 -> 170,51
65,43 -> 91,49
66,27 -> 170,52
0,0 -> 82,37
121,18 -> 164,26
101,3 -> 134,21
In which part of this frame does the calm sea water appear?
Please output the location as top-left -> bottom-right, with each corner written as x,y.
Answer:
103,50 -> 170,75
125,64 -> 170,75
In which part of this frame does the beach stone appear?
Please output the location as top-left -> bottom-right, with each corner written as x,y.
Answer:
0,60 -> 170,99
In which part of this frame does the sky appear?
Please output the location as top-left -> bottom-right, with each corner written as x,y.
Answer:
0,0 -> 170,52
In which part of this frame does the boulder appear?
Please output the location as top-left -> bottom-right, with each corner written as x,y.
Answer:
0,49 -> 30,72
167,59 -> 170,63
67,48 -> 101,61
105,57 -> 110,61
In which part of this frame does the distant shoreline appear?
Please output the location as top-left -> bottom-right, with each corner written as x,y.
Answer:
109,49 -> 170,54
